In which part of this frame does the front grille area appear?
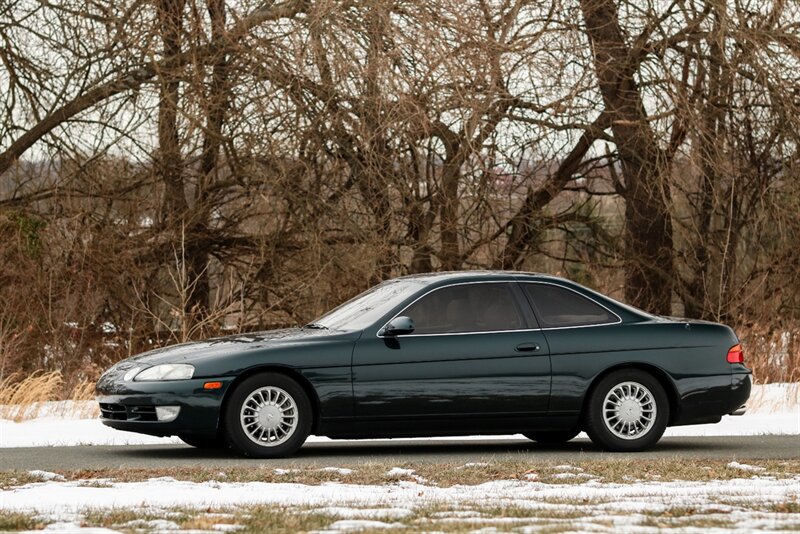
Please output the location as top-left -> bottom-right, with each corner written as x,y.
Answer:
129,405 -> 158,421
99,402 -> 126,420
99,403 -> 158,422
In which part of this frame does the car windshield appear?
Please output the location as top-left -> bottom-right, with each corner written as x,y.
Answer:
310,279 -> 425,331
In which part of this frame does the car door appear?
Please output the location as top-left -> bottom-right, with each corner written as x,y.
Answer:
519,282 -> 623,415
351,281 -> 551,421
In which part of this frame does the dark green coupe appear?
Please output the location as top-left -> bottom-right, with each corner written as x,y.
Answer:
96,271 -> 751,457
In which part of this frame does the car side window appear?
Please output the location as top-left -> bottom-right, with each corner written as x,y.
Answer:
523,283 -> 616,328
402,283 -> 525,335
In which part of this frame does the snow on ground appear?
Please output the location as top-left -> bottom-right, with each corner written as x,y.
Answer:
0,384 -> 797,448
727,462 -> 767,473
0,418 -> 183,448
2,474 -> 797,512
2,473 -> 800,528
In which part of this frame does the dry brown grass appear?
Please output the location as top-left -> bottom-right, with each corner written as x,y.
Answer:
5,459 -> 800,533
69,379 -> 98,402
26,458 -> 800,488
739,327 -> 800,384
0,371 -> 98,421
0,371 -> 63,420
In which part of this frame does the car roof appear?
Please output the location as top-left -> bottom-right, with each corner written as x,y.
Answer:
392,270 -> 650,322
394,270 -> 554,283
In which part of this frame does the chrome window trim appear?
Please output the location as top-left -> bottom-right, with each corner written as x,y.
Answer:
520,281 -> 622,330
376,280 -> 536,338
379,327 -> 543,339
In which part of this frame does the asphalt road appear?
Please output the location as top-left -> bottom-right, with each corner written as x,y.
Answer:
0,435 -> 797,471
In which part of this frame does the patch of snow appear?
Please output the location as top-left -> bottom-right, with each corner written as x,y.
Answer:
458,462 -> 489,468
28,470 -> 66,482
553,464 -> 583,472
435,516 -> 540,524
120,519 -> 180,530
744,382 -> 800,413
552,472 -> 579,479
100,322 -> 117,334
385,467 -> 426,483
727,461 -> 767,473
385,468 -> 416,478
0,417 -> 181,447
663,411 -> 800,437
319,467 -> 354,475
4,476 -> 800,517
325,519 -> 404,530
24,522 -> 117,533
274,469 -> 299,475
212,524 -> 243,532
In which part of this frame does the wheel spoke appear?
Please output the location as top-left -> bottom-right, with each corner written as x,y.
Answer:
602,381 -> 657,441
240,386 -> 299,448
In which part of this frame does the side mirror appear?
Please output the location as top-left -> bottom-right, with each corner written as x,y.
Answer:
383,316 -> 415,336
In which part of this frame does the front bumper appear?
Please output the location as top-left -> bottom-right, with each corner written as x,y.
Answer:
95,377 -> 234,437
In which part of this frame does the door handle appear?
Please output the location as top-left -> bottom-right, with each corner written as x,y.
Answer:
515,343 -> 541,352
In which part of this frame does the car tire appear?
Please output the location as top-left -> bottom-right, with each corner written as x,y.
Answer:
179,434 -> 229,450
584,369 -> 669,452
523,429 -> 580,444
223,373 -> 312,458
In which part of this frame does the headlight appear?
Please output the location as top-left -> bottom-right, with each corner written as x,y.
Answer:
133,364 -> 194,381
123,366 -> 142,382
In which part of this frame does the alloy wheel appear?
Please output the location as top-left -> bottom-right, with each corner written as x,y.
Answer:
601,380 -> 657,440
239,386 -> 298,447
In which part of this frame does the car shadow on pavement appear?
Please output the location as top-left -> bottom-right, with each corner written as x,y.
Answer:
114,437 -> 727,461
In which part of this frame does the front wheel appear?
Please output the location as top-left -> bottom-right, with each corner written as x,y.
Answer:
584,369 -> 669,452
223,373 -> 312,458
523,429 -> 580,444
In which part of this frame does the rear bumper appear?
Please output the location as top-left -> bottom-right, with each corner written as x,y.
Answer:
95,377 -> 233,437
730,371 -> 753,411
670,371 -> 752,426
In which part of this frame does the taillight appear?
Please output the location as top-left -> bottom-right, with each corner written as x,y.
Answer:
727,344 -> 744,364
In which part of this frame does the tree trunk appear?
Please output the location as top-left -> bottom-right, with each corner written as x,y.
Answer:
158,0 -> 187,224
580,0 -> 674,314
363,5 -> 396,281
189,0 -> 230,315
684,4 -> 728,320
438,155 -> 461,271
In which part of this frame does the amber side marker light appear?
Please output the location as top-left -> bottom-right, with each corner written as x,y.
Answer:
204,381 -> 223,390
727,344 -> 744,364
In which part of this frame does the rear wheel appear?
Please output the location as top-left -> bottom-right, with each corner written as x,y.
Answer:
523,429 -> 580,444
584,369 -> 669,452
223,373 -> 312,458
179,434 -> 228,450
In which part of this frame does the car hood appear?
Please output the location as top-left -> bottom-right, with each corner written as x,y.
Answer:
123,328 -> 360,367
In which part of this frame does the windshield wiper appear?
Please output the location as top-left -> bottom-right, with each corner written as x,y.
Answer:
303,322 -> 328,330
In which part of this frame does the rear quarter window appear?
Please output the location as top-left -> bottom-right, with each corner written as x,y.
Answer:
523,283 -> 617,328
